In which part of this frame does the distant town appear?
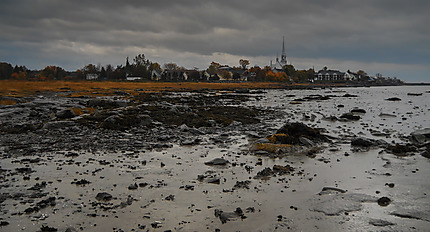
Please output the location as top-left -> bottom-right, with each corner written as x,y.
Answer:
1,39 -> 403,86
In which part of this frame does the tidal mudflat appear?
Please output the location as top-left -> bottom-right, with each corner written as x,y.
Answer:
1,85 -> 429,231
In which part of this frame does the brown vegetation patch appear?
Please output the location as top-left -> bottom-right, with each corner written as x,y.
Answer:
0,80 -> 343,97
252,143 -> 293,153
0,99 -> 17,105
267,134 -> 288,143
71,107 -> 96,116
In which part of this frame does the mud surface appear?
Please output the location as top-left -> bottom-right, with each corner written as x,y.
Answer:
1,86 -> 429,231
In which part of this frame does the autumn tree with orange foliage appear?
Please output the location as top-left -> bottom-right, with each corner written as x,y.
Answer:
11,71 -> 27,80
265,70 -> 289,82
239,59 -> 250,70
295,69 -> 315,82
221,70 -> 232,80
39,66 -> 66,80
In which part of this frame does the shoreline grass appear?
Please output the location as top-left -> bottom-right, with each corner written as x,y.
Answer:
0,80 -> 344,97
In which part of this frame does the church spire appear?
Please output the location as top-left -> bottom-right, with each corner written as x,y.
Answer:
280,36 -> 287,65
282,36 -> 285,56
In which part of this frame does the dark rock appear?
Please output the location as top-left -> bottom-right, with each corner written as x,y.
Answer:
40,225 -> 58,232
114,90 -> 130,96
181,139 -> 200,146
273,122 -> 327,145
65,227 -> 77,232
235,88 -> 250,94
25,206 -> 39,213
128,183 -> 138,190
100,114 -> 141,130
65,152 -> 79,157
302,95 -> 331,101
15,167 -> 33,174
340,113 -> 360,120
254,150 -> 269,156
0,221 -> 9,226
99,160 -> 110,165
207,177 -> 221,184
28,182 -> 47,190
43,121 -> 76,130
255,138 -> 270,143
139,114 -> 153,126
422,150 -> 430,159
37,197 -> 56,209
247,132 -> 260,138
235,207 -> 244,216
1,122 -> 40,133
233,180 -> 251,189
254,167 -> 275,179
351,138 -> 377,147
87,99 -> 128,108
350,108 -> 366,114
205,158 -> 228,166
95,192 -> 113,201
180,185 -> 194,191
150,221 -> 162,228
273,164 -> 295,175
411,128 -> 430,144
229,121 -> 242,127
407,93 -> 422,96
379,113 -> 396,118
214,208 -> 245,224
377,197 -> 391,206
386,143 -> 417,156
369,219 -> 395,227
138,182 -> 149,188
386,97 -> 401,101
56,109 -> 75,119
100,115 -> 120,129
165,195 -> 175,201
319,187 -> 347,194
299,136 -> 315,146
385,183 -> 395,188
390,210 -> 429,221
324,115 -> 338,121
342,94 -> 358,98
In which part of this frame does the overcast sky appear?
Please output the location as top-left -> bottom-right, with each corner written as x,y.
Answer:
1,0 -> 429,82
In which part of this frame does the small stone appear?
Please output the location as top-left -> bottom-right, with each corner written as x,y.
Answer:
340,113 -> 360,120
95,192 -> 112,201
205,158 -> 228,166
377,197 -> 391,206
128,183 -> 138,190
351,108 -> 366,113
385,183 -> 395,188
386,97 -> 401,101
165,195 -> 175,201
40,225 -> 58,232
207,177 -> 221,184
56,109 -> 75,119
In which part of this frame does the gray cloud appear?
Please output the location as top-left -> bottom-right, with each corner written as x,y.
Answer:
1,0 -> 429,81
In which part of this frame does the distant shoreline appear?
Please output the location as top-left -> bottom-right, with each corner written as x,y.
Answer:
0,80 -> 428,98
403,82 -> 430,86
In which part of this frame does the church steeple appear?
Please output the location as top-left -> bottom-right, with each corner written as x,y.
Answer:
280,36 -> 287,65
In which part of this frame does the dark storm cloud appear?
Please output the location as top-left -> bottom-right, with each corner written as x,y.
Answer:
1,0 -> 429,81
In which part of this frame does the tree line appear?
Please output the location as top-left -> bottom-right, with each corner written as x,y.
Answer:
1,54 -> 385,83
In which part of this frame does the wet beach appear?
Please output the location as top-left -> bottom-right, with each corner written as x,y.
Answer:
1,85 -> 429,231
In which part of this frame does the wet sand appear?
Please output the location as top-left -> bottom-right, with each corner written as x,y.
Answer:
1,85 -> 429,231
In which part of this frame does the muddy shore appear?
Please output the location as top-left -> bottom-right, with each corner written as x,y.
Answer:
1,85 -> 429,231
